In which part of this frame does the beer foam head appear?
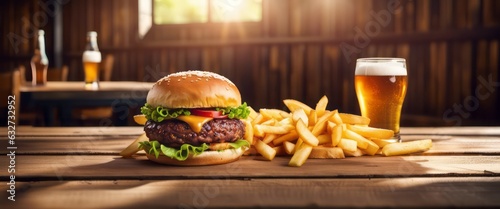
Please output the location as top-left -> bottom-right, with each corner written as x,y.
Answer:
82,51 -> 102,63
355,58 -> 407,76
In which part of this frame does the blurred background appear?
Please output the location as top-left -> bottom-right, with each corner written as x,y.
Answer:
1,0 -> 499,126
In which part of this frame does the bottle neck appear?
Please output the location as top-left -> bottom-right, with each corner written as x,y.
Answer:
36,34 -> 47,56
86,35 -> 99,51
34,33 -> 49,65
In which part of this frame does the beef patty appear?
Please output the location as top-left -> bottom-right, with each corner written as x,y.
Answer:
144,118 -> 245,148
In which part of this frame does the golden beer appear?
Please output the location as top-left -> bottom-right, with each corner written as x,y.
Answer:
355,58 -> 407,141
82,31 -> 101,90
83,61 -> 100,83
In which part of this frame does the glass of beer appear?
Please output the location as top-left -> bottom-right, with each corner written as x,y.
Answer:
355,58 -> 408,142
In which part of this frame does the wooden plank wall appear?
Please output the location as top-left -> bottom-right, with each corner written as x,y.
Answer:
1,0 -> 500,126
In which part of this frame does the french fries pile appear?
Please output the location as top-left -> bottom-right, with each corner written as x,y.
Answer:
242,96 -> 432,167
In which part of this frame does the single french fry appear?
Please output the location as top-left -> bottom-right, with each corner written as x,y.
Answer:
283,99 -> 313,115
251,113 -> 265,125
120,133 -> 148,157
371,138 -> 395,148
331,124 -> 342,146
255,124 -> 294,135
260,108 -> 288,120
315,95 -> 328,117
339,113 -> 370,125
317,134 -> 331,145
248,106 -> 258,120
292,108 -> 308,126
381,139 -> 433,156
360,139 -> 380,156
309,146 -> 345,159
283,141 -> 296,155
253,124 -> 265,137
262,133 -> 279,144
337,138 -> 357,153
242,119 -> 254,145
272,130 -> 299,145
347,124 -> 394,139
311,111 -> 335,136
296,119 -> 319,146
133,115 -> 147,125
254,139 -> 277,160
289,143 -> 313,167
327,121 -> 335,134
261,119 -> 276,126
279,111 -> 291,119
278,117 -> 292,126
342,129 -> 369,149
329,110 -> 343,125
294,138 -> 304,153
308,110 -> 317,126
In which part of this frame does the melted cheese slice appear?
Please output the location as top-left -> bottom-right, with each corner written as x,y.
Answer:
177,115 -> 213,133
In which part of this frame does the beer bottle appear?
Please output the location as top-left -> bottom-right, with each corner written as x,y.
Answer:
82,31 -> 102,89
31,30 -> 49,86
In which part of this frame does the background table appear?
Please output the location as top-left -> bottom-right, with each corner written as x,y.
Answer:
20,81 -> 153,126
1,126 -> 500,208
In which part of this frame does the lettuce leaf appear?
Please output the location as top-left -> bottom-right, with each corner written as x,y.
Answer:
140,102 -> 250,123
226,139 -> 250,149
140,104 -> 191,122
216,102 -> 250,119
139,140 -> 249,161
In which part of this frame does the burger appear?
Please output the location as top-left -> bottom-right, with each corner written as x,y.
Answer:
138,71 -> 250,166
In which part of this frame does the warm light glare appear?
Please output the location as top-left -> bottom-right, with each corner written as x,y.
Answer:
138,0 -> 152,38
154,0 -> 262,24
211,0 -> 262,22
154,0 -> 208,24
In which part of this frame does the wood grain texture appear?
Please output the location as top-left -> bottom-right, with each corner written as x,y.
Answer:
1,155 -> 498,181
1,126 -> 500,155
0,126 -> 499,208
2,133 -> 500,155
2,177 -> 500,209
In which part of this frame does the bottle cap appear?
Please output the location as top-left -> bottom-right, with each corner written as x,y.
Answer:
87,31 -> 98,36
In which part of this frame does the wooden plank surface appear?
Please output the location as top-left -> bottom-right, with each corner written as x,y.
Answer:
1,126 -> 500,208
2,135 -> 500,155
2,126 -> 500,155
2,177 -> 500,209
1,155 -> 499,181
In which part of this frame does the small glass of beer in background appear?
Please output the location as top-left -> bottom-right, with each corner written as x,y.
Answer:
82,31 -> 102,90
355,58 -> 408,142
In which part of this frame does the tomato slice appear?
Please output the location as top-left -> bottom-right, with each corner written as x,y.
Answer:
191,109 -> 228,118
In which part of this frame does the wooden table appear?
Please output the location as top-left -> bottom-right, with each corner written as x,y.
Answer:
1,126 -> 499,208
20,81 -> 153,126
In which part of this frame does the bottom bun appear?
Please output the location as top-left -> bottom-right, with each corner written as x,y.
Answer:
145,147 -> 247,166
